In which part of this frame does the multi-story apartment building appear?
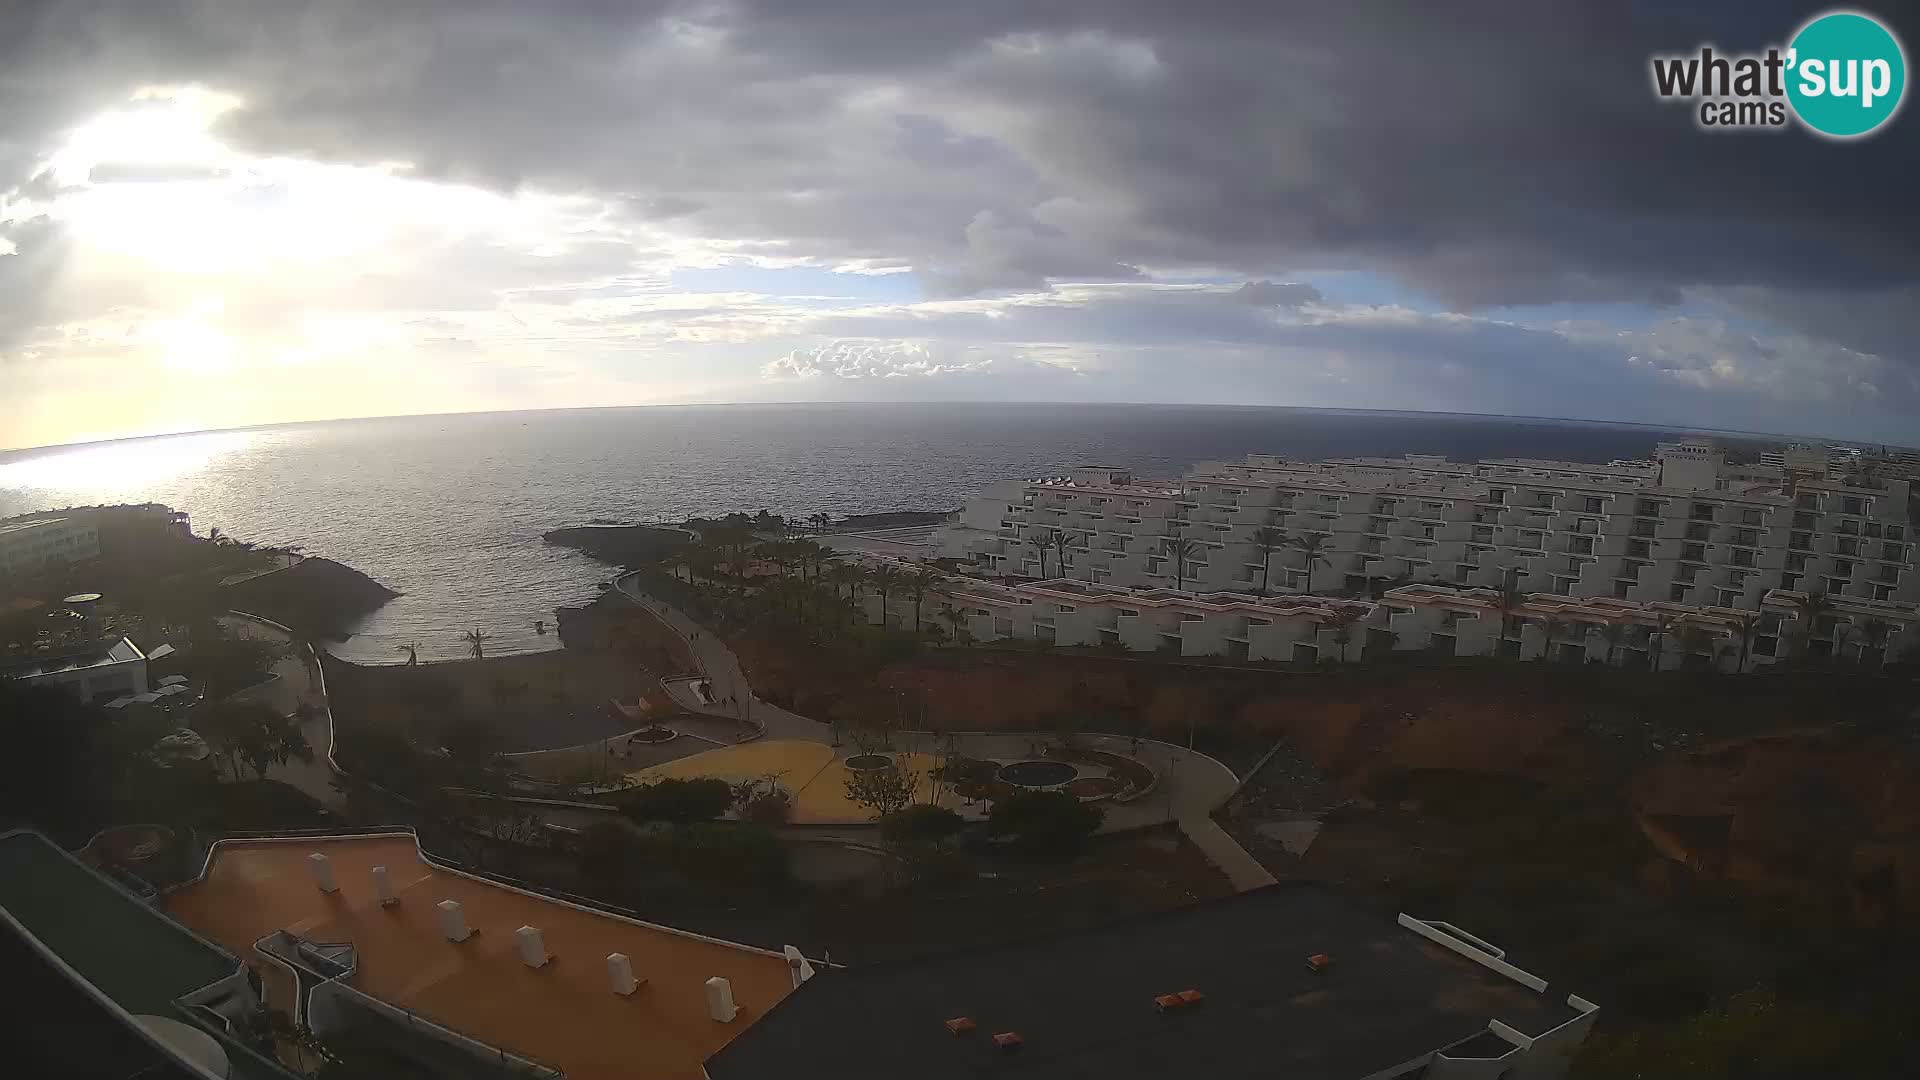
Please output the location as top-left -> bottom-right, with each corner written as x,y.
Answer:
0,516 -> 100,577
929,577 -> 1920,670
933,440 -> 1920,613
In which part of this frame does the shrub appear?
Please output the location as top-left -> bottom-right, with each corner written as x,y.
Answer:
987,789 -> 1102,856
615,777 -> 734,823
880,804 -> 965,849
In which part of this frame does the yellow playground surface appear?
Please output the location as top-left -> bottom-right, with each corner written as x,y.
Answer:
626,739 -> 966,824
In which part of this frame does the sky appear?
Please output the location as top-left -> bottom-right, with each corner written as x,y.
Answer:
2,1 -> 1917,451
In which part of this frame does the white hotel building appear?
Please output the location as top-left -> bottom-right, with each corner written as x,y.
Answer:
924,440 -> 1920,667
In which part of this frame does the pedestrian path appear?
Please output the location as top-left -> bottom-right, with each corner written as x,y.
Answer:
1177,814 -> 1278,891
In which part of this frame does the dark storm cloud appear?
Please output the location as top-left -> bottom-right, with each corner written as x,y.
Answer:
1,1 -> 1914,371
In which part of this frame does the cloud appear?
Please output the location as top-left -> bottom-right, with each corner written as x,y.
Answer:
1,1 -> 1917,447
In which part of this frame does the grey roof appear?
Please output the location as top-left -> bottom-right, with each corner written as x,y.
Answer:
706,885 -> 1578,1080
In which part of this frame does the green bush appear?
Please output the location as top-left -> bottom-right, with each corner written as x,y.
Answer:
987,789 -> 1102,856
615,777 -> 734,823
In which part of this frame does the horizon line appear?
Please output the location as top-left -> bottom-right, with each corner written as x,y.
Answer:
1,399 -> 1893,459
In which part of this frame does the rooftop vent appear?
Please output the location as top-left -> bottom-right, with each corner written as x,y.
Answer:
1178,989 -> 1205,1006
1307,953 -> 1332,974
437,899 -> 473,942
945,1017 -> 976,1036
607,953 -> 640,996
371,865 -> 398,907
307,852 -> 337,893
706,976 -> 739,1022
1153,994 -> 1185,1012
515,926 -> 549,968
993,1031 -> 1024,1051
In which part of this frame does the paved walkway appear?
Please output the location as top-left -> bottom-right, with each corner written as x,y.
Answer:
611,574 -> 1273,888
216,614 -> 344,811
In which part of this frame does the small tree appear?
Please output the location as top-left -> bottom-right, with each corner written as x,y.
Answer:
987,790 -> 1102,856
844,764 -> 919,820
1248,526 -> 1290,595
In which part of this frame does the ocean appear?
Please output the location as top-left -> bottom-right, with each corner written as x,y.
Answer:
0,403 -> 1757,662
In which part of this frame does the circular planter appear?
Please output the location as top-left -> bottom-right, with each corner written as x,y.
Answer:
844,753 -> 893,772
1064,775 -> 1122,800
996,759 -> 1077,789
628,725 -> 677,745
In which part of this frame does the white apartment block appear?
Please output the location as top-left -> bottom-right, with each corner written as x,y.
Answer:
932,440 -> 1919,614
929,577 -> 1920,671
0,516 -> 100,578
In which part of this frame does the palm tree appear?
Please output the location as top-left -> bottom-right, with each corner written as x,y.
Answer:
1858,618 -> 1893,669
1162,536 -> 1200,591
1597,621 -> 1629,668
1646,613 -> 1680,672
936,601 -> 971,645
870,565 -> 903,628
1291,532 -> 1334,594
1492,568 -> 1526,657
809,512 -> 832,533
1248,526 -> 1290,595
1032,529 -> 1057,579
1537,615 -> 1565,663
460,628 -> 490,660
902,571 -> 934,636
1781,589 -> 1835,665
1726,610 -> 1763,674
1674,622 -> 1715,671
395,642 -> 419,666
1053,530 -> 1087,582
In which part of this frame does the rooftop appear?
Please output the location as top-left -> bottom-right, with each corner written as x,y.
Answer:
0,830 -> 293,1080
0,516 -> 68,538
0,635 -> 145,679
165,833 -> 798,1080
706,884 -> 1582,1080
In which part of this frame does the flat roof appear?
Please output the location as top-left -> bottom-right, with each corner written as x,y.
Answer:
0,635 -> 145,679
0,830 -> 294,1080
706,884 -> 1579,1080
166,834 -> 797,1080
0,516 -> 67,537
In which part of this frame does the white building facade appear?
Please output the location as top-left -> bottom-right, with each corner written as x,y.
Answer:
932,441 -> 1919,613
929,578 -> 1920,671
0,516 -> 100,578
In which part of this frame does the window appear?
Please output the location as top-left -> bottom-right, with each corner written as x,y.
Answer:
1669,584 -> 1689,601
1486,489 -> 1506,504
1583,496 -> 1604,513
1570,536 -> 1594,555
1833,559 -> 1853,577
1793,512 -> 1818,530
1883,542 -> 1905,561
1574,517 -> 1598,533
1890,525 -> 1906,542
1839,519 -> 1860,536
1731,549 -> 1754,568
1685,522 -> 1710,541
1875,564 -> 1900,583
1535,492 -> 1555,508
1786,553 -> 1808,571
1781,572 -> 1801,590
1118,608 -> 1140,617
1718,588 -> 1739,606
1631,520 -> 1656,537
1740,508 -> 1763,526
1690,502 -> 1716,521
1875,584 -> 1896,601
1613,581 -> 1631,599
1681,542 -> 1706,562
1637,499 -> 1661,516
1628,539 -> 1651,559
1842,496 -> 1866,516
1055,604 -> 1075,613
1676,565 -> 1698,583
1836,538 -> 1860,556
1824,576 -> 1846,593
1790,531 -> 1813,550
1796,493 -> 1819,510
1731,529 -> 1758,546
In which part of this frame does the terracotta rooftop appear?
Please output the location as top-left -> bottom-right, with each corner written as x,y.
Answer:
165,834 -> 796,1080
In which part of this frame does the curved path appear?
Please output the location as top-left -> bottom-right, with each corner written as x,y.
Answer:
611,573 -> 1275,890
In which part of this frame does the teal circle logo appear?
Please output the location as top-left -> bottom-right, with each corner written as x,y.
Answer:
1786,11 -> 1907,138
